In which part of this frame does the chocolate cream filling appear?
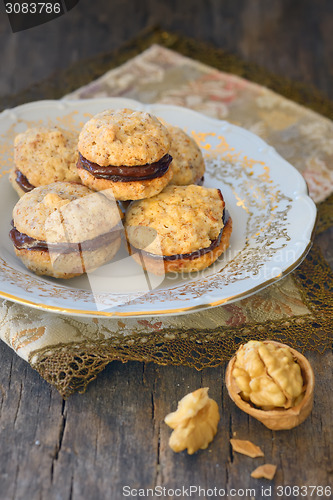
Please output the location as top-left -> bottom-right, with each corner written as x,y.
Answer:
10,222 -> 121,254
14,169 -> 35,193
77,153 -> 172,182
131,209 -> 230,262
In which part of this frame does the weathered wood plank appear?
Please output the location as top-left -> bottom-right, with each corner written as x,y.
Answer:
0,341 -> 332,500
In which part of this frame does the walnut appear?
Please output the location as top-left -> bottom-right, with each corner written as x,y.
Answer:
230,439 -> 264,458
232,340 -> 304,409
251,464 -> 277,480
226,341 -> 315,430
164,388 -> 220,455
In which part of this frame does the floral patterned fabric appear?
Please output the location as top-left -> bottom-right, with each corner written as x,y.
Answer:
0,274 -> 310,365
68,45 -> 333,203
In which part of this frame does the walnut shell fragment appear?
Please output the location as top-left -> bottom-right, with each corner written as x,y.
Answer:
230,439 -> 264,458
251,464 -> 277,480
164,387 -> 220,455
226,341 -> 314,430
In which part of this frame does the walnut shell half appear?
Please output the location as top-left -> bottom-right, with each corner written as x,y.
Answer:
225,341 -> 314,430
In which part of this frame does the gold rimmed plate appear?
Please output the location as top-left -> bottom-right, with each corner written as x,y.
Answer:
0,98 -> 317,317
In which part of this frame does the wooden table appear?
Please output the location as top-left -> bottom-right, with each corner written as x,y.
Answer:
1,2 -> 332,499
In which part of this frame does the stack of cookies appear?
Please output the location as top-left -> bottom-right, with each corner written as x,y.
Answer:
9,108 -> 232,279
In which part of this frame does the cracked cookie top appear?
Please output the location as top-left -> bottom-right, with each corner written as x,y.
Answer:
13,182 -> 122,243
125,185 -> 225,256
78,108 -> 171,167
14,127 -> 80,186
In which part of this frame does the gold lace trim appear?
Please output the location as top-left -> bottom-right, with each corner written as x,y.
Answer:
30,245 -> 333,398
317,193 -> 333,234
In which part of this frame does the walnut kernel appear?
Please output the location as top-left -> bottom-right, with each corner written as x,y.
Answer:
164,388 -> 220,455
225,340 -> 314,430
232,340 -> 304,409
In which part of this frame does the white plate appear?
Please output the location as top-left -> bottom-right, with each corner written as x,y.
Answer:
0,98 -> 316,317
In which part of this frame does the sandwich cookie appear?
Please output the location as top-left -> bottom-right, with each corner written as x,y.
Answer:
77,108 -> 173,200
10,182 -> 122,279
125,185 -> 232,275
10,127 -> 80,197
166,124 -> 205,186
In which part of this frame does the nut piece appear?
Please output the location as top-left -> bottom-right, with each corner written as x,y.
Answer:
251,464 -> 277,480
226,341 -> 315,430
233,340 -> 304,409
41,193 -> 70,210
230,439 -> 264,458
164,388 -> 220,455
